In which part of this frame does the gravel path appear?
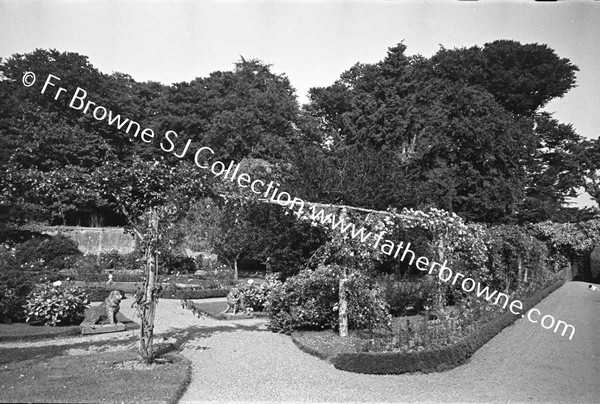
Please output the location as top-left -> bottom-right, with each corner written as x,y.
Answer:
2,282 -> 598,403
175,281 -> 599,403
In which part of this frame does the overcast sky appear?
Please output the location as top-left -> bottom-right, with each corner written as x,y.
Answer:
1,0 -> 599,206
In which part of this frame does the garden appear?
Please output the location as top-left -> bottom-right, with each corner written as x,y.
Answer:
1,39 -> 600,401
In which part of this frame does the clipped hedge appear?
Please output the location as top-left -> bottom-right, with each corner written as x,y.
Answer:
69,274 -> 145,283
83,286 -> 229,301
159,288 -> 228,300
319,275 -> 567,374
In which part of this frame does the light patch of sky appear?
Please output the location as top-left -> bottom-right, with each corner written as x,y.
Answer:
1,0 -> 598,206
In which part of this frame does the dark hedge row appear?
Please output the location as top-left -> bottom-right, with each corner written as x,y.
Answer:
290,275 -> 568,375
85,287 -> 229,302
69,275 -> 145,283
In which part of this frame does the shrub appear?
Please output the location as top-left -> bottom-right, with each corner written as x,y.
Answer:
330,274 -> 567,374
379,276 -> 436,316
24,283 -> 90,326
69,250 -> 144,279
0,225 -> 46,247
346,272 -> 391,331
15,234 -> 81,271
266,265 -> 391,333
71,254 -> 104,277
239,275 -> 282,312
162,251 -> 197,274
0,248 -> 35,323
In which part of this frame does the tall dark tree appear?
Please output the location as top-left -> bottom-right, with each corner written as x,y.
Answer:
155,58 -> 314,164
305,40 -> 583,223
431,39 -> 579,116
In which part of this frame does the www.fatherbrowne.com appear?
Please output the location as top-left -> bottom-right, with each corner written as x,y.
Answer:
30,72 -> 576,341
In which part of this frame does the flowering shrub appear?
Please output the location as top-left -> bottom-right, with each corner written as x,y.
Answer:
238,275 -> 281,312
24,283 -> 90,326
266,265 -> 390,333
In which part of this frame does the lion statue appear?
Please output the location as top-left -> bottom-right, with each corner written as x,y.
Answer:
222,287 -> 247,315
82,290 -> 124,325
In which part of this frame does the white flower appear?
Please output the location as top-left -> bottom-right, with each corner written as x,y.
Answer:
247,279 -> 255,285
52,280 -> 62,287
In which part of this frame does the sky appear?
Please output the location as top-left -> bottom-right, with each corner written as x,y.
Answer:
1,0 -> 599,206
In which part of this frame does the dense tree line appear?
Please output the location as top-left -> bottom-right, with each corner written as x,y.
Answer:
1,41 -> 599,275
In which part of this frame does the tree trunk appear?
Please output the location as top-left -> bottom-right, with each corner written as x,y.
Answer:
233,255 -> 239,281
517,255 -> 523,287
570,254 -> 578,280
434,235 -> 446,313
139,208 -> 159,363
338,265 -> 348,337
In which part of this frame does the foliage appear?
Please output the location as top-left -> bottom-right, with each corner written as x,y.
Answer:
266,265 -> 390,333
161,250 -> 197,275
379,277 -> 436,316
330,274 -> 567,374
155,58 -> 313,163
305,40 -> 583,223
10,233 -> 81,273
0,225 -> 46,247
0,247 -> 35,323
238,275 -> 282,312
485,225 -> 550,293
68,250 -> 145,279
24,283 -> 90,326
530,219 -> 600,256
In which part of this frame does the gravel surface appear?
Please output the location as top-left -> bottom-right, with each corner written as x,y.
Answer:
2,282 -> 598,403
176,281 -> 599,403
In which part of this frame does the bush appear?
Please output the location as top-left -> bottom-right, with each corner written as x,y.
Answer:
15,234 -> 81,271
69,250 -> 144,279
266,265 -> 391,333
0,248 -> 35,323
331,275 -> 567,374
0,225 -> 46,247
24,283 -> 90,326
379,276 -> 436,316
162,251 -> 197,274
238,275 -> 282,312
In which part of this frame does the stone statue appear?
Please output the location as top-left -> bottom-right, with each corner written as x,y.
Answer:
222,287 -> 243,315
82,290 -> 124,325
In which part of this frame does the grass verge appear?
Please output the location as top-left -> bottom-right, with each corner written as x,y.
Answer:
0,342 -> 191,403
0,313 -> 139,343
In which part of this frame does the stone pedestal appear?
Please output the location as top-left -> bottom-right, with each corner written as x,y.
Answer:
80,322 -> 126,335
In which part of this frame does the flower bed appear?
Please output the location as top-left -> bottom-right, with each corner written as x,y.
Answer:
293,275 -> 567,374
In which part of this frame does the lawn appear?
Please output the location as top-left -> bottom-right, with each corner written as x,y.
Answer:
0,347 -> 190,404
0,323 -> 80,342
0,312 -> 139,343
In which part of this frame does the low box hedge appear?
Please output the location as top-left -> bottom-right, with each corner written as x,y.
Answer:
84,286 -> 229,301
68,274 -> 145,283
320,275 -> 567,375
159,288 -> 229,300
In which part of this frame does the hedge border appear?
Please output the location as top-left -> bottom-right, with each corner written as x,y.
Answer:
84,287 -> 229,302
290,275 -> 567,375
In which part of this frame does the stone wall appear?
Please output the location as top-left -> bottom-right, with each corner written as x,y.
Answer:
38,226 -> 137,255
